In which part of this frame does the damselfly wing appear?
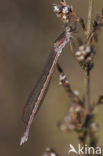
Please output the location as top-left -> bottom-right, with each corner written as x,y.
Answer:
20,26 -> 72,145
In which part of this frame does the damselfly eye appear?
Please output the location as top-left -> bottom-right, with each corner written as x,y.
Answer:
66,26 -> 72,32
53,5 -> 61,13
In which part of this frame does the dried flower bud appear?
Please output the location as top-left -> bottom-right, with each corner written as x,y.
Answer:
77,56 -> 84,61
43,148 -> 58,156
59,74 -> 66,81
57,102 -> 85,132
53,5 -> 61,13
57,119 -> 75,131
59,73 -> 69,85
73,90 -> 79,96
75,45 -> 96,66
62,14 -> 67,20
75,51 -> 81,56
90,123 -> 99,132
53,2 -> 73,23
62,6 -> 71,14
79,45 -> 85,51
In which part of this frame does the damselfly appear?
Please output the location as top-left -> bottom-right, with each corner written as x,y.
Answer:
20,26 -> 73,145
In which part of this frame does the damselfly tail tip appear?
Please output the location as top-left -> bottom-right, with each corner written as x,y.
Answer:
20,133 -> 28,146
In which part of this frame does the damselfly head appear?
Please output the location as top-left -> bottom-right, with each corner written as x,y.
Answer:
65,25 -> 73,32
65,26 -> 72,41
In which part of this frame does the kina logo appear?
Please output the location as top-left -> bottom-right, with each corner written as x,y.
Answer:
68,144 -> 102,155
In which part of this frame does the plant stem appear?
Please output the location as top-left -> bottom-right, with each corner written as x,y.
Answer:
85,70 -> 90,113
87,0 -> 94,38
85,0 -> 94,113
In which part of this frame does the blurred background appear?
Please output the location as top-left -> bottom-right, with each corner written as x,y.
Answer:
0,0 -> 103,155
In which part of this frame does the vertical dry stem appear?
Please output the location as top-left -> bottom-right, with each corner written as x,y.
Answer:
85,70 -> 90,113
85,0 -> 94,113
87,0 -> 94,38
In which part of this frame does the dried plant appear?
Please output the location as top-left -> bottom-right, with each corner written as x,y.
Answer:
20,0 -> 103,155
43,147 -> 59,156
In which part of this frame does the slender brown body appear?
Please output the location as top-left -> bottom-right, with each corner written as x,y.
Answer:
20,27 -> 72,145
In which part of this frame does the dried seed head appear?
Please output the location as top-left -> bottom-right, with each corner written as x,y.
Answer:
76,55 -> 84,61
75,45 -> 96,63
57,120 -> 75,131
79,45 -> 84,51
43,148 -> 57,156
62,6 -> 71,14
59,73 -> 66,84
90,123 -> 99,132
75,51 -> 81,56
73,90 -> 79,96
86,46 -> 91,53
62,6 -> 69,14
86,56 -> 92,62
53,2 -> 73,23
62,14 -> 67,20
59,73 -> 69,85
75,106 -> 81,112
58,102 -> 85,132
58,121 -> 68,131
53,5 -> 61,13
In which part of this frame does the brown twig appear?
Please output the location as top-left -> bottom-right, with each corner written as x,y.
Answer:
85,0 -> 94,113
85,70 -> 90,113
87,0 -> 94,38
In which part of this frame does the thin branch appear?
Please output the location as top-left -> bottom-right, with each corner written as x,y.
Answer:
87,0 -> 94,38
85,0 -> 94,113
85,70 -> 90,113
